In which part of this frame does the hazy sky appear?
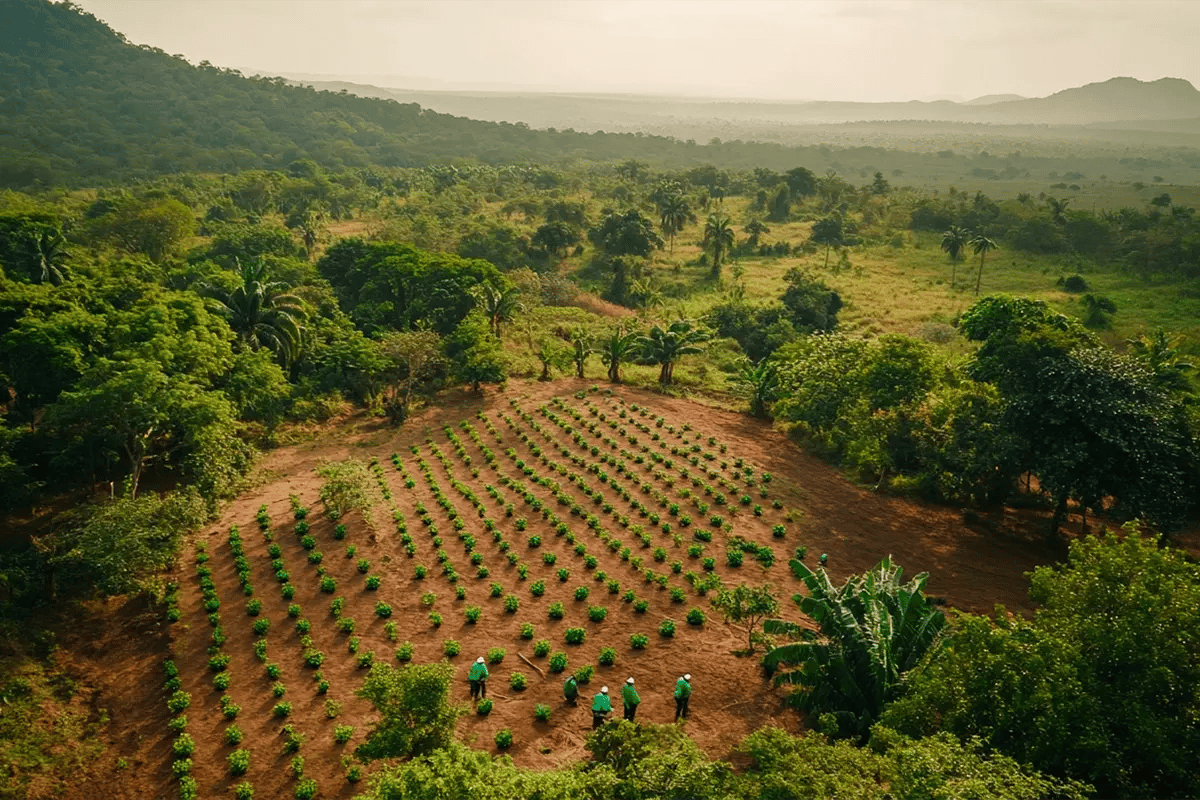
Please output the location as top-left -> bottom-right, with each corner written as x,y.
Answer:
71,0 -> 1199,102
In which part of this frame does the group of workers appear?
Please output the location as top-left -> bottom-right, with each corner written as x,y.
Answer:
565,671 -> 692,728
468,656 -> 693,728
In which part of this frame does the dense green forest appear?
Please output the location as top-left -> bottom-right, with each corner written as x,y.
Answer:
1,2 -> 1199,798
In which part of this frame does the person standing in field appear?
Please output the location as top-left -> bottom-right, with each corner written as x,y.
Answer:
469,656 -> 489,701
563,674 -> 579,706
591,685 -> 612,729
621,676 -> 640,721
674,673 -> 692,721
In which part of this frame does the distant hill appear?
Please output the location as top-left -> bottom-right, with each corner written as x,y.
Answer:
964,94 -> 1028,106
974,77 -> 1200,124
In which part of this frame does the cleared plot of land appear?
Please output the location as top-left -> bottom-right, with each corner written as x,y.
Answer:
167,381 -> 1056,798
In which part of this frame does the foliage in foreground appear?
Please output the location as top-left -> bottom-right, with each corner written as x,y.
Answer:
354,662 -> 464,761
355,722 -> 1084,800
883,525 -> 1200,799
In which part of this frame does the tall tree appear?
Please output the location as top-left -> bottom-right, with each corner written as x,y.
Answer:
470,281 -> 522,339
202,259 -> 307,366
531,221 -> 580,269
702,214 -> 735,279
809,216 -> 844,271
970,233 -> 997,295
728,359 -> 780,419
743,219 -> 770,249
376,329 -> 444,425
657,193 -> 695,255
939,225 -> 969,288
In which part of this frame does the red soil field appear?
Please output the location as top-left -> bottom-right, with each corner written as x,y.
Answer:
56,379 -> 1075,799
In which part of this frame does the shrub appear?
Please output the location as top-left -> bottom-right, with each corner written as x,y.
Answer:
464,606 -> 482,624
574,586 -> 591,601
503,594 -> 520,613
224,724 -> 244,745
295,778 -> 318,800
375,602 -> 393,618
227,749 -> 250,776
633,599 -> 649,613
320,576 -> 336,593
303,649 -> 324,669
534,703 -> 552,722
588,605 -> 609,622
333,725 -> 354,744
476,698 -> 494,716
167,690 -> 191,713
686,608 -> 706,626
487,647 -> 506,664
669,587 -> 687,603
246,599 -> 262,617
365,574 -> 382,590
510,672 -> 527,691
337,617 -> 356,634
557,568 -> 571,582
659,619 -> 677,637
272,682 -> 287,698
548,651 -> 568,673
548,602 -> 565,619
530,580 -> 546,597
414,565 -> 428,579
598,646 -> 617,666
168,714 -> 188,732
272,702 -> 293,718
533,638 -> 551,657
173,732 -> 196,758
395,642 -> 414,662
287,603 -> 302,618
772,524 -> 786,538
573,664 -> 595,684
429,612 -> 443,627
564,627 -> 586,645
494,729 -> 513,749
542,552 -> 557,566
443,639 -> 461,657
727,550 -> 744,567
455,585 -> 467,600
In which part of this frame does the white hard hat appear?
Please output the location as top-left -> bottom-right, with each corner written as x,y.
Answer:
601,686 -> 609,693
684,673 -> 691,680
476,657 -> 485,663
626,677 -> 635,684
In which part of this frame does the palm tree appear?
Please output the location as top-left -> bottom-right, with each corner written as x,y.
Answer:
638,319 -> 709,385
204,260 -> 307,366
729,359 -> 780,419
1046,197 -> 1070,225
599,324 -> 641,383
971,234 -> 998,296
762,557 -> 945,741
702,214 -> 735,279
658,194 -> 695,255
1127,329 -> 1195,391
569,330 -> 593,379
940,225 -> 969,288
30,229 -> 71,285
470,281 -> 522,339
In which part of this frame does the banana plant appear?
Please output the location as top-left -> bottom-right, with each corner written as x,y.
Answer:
762,556 -> 945,740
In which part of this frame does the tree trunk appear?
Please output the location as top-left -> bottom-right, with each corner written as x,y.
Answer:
975,250 -> 987,295
1049,495 -> 1068,542
823,243 -> 832,271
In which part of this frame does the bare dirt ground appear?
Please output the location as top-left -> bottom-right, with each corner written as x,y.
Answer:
38,378 -> 1165,798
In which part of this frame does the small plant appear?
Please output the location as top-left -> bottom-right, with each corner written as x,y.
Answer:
548,651 -> 568,673
504,594 -> 520,613
324,698 -> 342,719
337,616 -> 356,634
365,574 -> 382,590
495,729 -> 513,749
564,627 -> 586,645
320,576 -> 336,593
476,698 -> 494,716
658,619 -> 677,638
631,632 -> 650,649
669,587 -> 687,603
272,682 -> 287,698
557,567 -> 571,582
443,639 -> 461,657
227,748 -> 251,776
272,701 -> 293,718
530,580 -> 546,597
633,599 -> 649,613
588,605 -> 608,622
542,552 -> 557,566
395,641 -> 414,662
574,585 -> 590,601
429,611 -> 443,628
455,585 -> 467,600
598,646 -> 616,666
573,663 -> 595,684
547,602 -> 565,619
246,599 -> 262,617
686,607 -> 706,626
167,690 -> 191,713
333,725 -> 354,744
295,778 -> 318,800
533,638 -> 551,657
533,703 -> 552,722
375,601 -> 393,618
510,672 -> 528,691
224,724 -> 244,745
287,603 -> 302,617
464,605 -> 482,624
414,564 -> 428,579
520,622 -> 535,639
487,647 -> 506,664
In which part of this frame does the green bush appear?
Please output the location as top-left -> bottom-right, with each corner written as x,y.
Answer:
574,585 -> 590,601
224,725 -> 244,745
464,605 -> 482,624
503,594 -> 520,613
533,639 -> 551,657
631,633 -> 649,649
167,690 -> 191,713
395,642 -> 414,662
227,748 -> 250,776
172,732 -> 196,758
333,724 -> 354,744
533,703 -> 552,722
494,729 -> 513,749
588,605 -> 608,622
487,647 -> 506,664
686,608 -> 706,626
295,778 -> 318,800
272,702 -> 293,718
510,672 -> 527,691
234,781 -> 254,800
598,646 -> 616,666
375,602 -> 393,618
548,651 -> 568,673
573,664 -> 595,684
476,698 -> 494,716
548,602 -> 565,619
659,619 -> 677,637
519,622 -> 535,639
443,639 -> 461,657
564,627 -> 586,645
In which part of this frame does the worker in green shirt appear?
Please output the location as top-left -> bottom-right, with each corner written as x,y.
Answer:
469,656 -> 489,701
563,674 -> 579,706
674,673 -> 692,722
591,685 -> 612,729
621,676 -> 641,722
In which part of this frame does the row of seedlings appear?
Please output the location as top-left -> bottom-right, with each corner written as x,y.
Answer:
479,415 -> 704,643
442,422 -> 652,697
